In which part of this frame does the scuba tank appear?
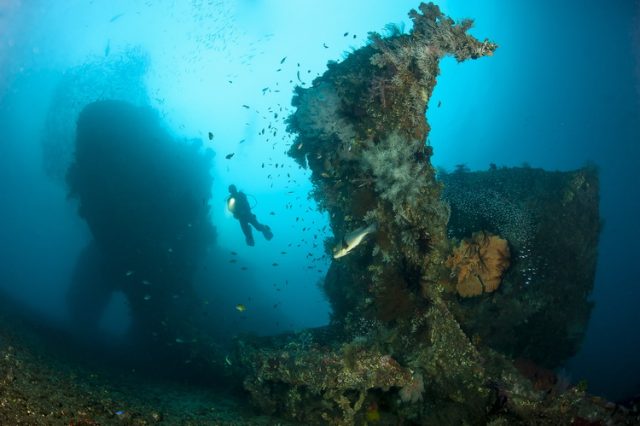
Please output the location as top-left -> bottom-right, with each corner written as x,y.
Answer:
226,191 -> 257,213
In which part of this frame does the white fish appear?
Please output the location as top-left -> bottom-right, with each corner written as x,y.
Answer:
125,270 -> 134,276
143,294 -> 151,301
332,223 -> 377,258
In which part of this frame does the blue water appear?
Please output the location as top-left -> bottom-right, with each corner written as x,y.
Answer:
0,0 -> 638,402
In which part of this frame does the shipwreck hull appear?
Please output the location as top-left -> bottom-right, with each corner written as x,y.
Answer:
235,3 -> 614,425
442,166 -> 600,367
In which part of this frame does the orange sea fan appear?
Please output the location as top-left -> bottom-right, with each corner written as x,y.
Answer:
446,231 -> 510,297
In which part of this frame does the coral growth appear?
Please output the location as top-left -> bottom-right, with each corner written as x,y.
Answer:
399,372 -> 424,403
446,231 -> 510,297
238,330 -> 413,425
360,132 -> 429,206
374,266 -> 415,322
285,1 -> 494,284
287,81 -> 357,170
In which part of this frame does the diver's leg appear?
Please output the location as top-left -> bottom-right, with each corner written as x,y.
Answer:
262,224 -> 273,240
240,220 -> 255,246
248,214 -> 265,231
249,215 -> 273,240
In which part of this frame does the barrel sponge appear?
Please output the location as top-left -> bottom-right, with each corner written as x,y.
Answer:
446,231 -> 510,297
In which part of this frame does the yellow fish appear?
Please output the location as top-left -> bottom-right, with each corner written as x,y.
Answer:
235,304 -> 246,312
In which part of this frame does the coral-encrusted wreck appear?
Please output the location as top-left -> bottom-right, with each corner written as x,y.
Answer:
236,3 -> 626,424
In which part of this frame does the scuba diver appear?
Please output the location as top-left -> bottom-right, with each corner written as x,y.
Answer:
227,184 -> 273,246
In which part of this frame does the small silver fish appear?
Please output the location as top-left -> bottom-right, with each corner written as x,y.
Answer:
332,223 -> 377,258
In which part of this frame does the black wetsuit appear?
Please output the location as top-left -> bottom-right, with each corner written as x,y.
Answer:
229,190 -> 272,246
